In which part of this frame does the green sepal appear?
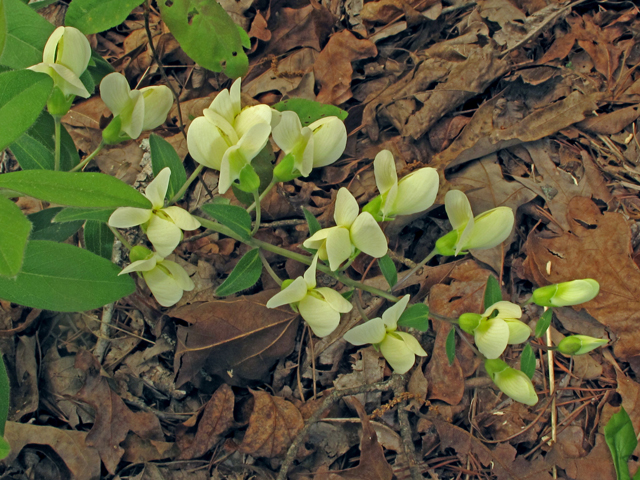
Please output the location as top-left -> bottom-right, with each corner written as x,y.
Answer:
362,196 -> 384,222
130,245 -> 153,262
272,153 -> 300,182
435,230 -> 459,256
46,87 -> 74,117
484,358 -> 509,377
101,116 -> 128,145
458,313 -> 482,334
236,164 -> 260,193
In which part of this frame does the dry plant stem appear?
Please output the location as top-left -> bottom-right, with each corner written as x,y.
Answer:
392,378 -> 422,480
169,163 -> 204,205
143,0 -> 186,139
95,239 -> 123,362
392,248 -> 438,292
276,376 -> 397,480
546,316 -> 558,479
53,116 -> 61,171
70,141 -> 105,172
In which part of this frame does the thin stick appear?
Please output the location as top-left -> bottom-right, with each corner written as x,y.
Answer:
393,248 -> 437,292
392,378 -> 422,480
545,309 -> 557,479
296,325 -> 307,403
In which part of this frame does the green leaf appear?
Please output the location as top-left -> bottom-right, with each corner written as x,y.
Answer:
0,170 -> 151,209
9,112 -> 79,171
53,207 -> 114,223
158,0 -> 249,78
86,49 -> 115,87
378,254 -> 397,288
520,344 -> 536,379
534,309 -> 553,338
483,275 -> 502,310
0,0 -> 55,69
216,249 -> 262,297
84,221 -> 114,260
0,354 -> 9,440
0,196 -> 31,277
445,327 -> 456,366
0,240 -> 135,311
0,70 -> 53,151
273,98 -> 348,127
28,0 -> 59,10
28,207 -> 83,242
66,0 -> 145,34
149,134 -> 187,201
0,436 -> 9,460
232,145 -> 274,205
397,303 -> 429,331
605,407 -> 637,480
201,203 -> 251,241
303,207 -> 321,236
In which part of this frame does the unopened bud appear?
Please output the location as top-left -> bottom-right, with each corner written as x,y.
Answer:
485,359 -> 538,406
557,335 -> 607,356
531,279 -> 599,307
458,313 -> 482,333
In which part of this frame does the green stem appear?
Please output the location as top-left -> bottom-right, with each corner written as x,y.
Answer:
194,215 -> 399,302
251,189 -> 261,236
259,250 -> 282,286
54,116 -> 62,171
392,248 -> 438,292
169,163 -> 204,205
108,225 -> 132,250
70,141 -> 105,172
247,179 -> 276,213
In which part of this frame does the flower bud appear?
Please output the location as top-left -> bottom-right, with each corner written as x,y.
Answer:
556,335 -> 607,356
531,279 -> 600,307
485,359 -> 538,406
458,313 -> 482,333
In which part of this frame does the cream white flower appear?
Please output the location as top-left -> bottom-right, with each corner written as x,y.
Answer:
100,72 -> 173,141
436,190 -> 514,256
343,295 -> 427,374
266,255 -> 352,337
365,150 -> 439,220
186,78 -> 272,193
108,167 -> 200,256
119,246 -> 194,307
303,188 -> 387,271
531,279 -> 600,307
271,111 -> 347,177
28,26 -> 91,98
485,359 -> 538,406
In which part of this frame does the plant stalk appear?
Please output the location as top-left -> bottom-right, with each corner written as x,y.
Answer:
169,163 -> 203,205
247,179 -> 276,213
53,116 -> 62,171
70,141 -> 105,172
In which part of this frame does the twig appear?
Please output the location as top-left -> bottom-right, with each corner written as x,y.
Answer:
143,0 -> 186,139
545,312 -> 557,479
94,238 -> 124,362
392,377 -> 422,480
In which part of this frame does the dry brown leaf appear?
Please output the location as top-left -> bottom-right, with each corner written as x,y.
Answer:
314,30 -> 377,105
539,33 -> 576,64
547,433 -> 616,480
177,384 -> 235,459
3,421 -> 101,480
245,48 -> 318,99
428,260 -> 491,318
238,389 -> 304,458
74,350 -> 165,474
172,290 -> 299,386
248,12 -> 271,41
577,104 -> 640,135
524,196 -> 640,358
334,347 -> 386,411
424,319 -> 464,405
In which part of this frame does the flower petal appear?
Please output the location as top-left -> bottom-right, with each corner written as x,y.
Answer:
187,117 -> 228,170
309,117 -> 347,168
474,318 -> 509,359
343,318 -> 386,345
483,301 -> 522,320
100,72 -> 132,117
350,212 -> 387,258
381,294 -> 411,330
325,227 -> 352,271
235,105 -> 272,139
373,150 -> 397,195
298,295 -> 341,337
303,227 -> 333,250
380,334 -> 416,374
230,77 -> 242,116
108,207 -> 152,228
315,287 -> 353,313
120,90 -> 144,139
218,146 -> 243,194
161,259 -> 195,291
209,88 -> 235,125
445,190 -> 473,231
49,64 -> 90,98
266,277 -> 308,308
43,27 -> 65,64
203,109 -> 239,145
392,167 -> 439,216
272,110 -> 303,153
467,207 -> 514,250
56,27 -> 91,77
303,255 -> 318,289
145,167 -> 171,208
334,188 -> 359,228
505,319 -> 532,345
143,266 -> 183,307
236,122 -> 271,161
494,368 -> 538,406
297,130 -> 314,177
162,206 -> 201,231
141,85 -> 173,131
119,254 -> 160,275
146,214 -> 182,257
397,332 -> 427,356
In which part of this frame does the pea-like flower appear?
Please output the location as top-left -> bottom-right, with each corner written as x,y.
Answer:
531,279 -> 600,307
100,72 -> 173,143
343,295 -> 427,374
363,150 -> 439,220
303,188 -> 388,271
108,167 -> 200,257
459,301 -> 531,359
186,78 -> 272,193
485,359 -> 538,406
556,335 -> 607,356
266,255 -> 353,337
436,190 -> 514,256
119,246 -> 194,307
271,111 -> 347,178
28,26 -> 91,99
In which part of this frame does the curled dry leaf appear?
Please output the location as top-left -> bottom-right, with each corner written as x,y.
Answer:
424,319 -> 464,405
238,389 -> 304,458
524,197 -> 640,358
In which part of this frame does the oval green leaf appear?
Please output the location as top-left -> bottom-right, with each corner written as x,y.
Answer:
0,240 -> 135,312
378,254 -> 397,288
149,134 -> 187,201
53,207 -> 114,223
397,303 -> 429,331
28,207 -> 83,242
0,195 -> 31,277
534,308 -> 553,338
84,220 -> 114,260
216,249 -> 262,297
0,170 -> 151,209
66,0 -> 145,34
201,203 -> 252,241
0,70 -> 53,151
519,343 -> 535,379
483,275 -> 502,310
